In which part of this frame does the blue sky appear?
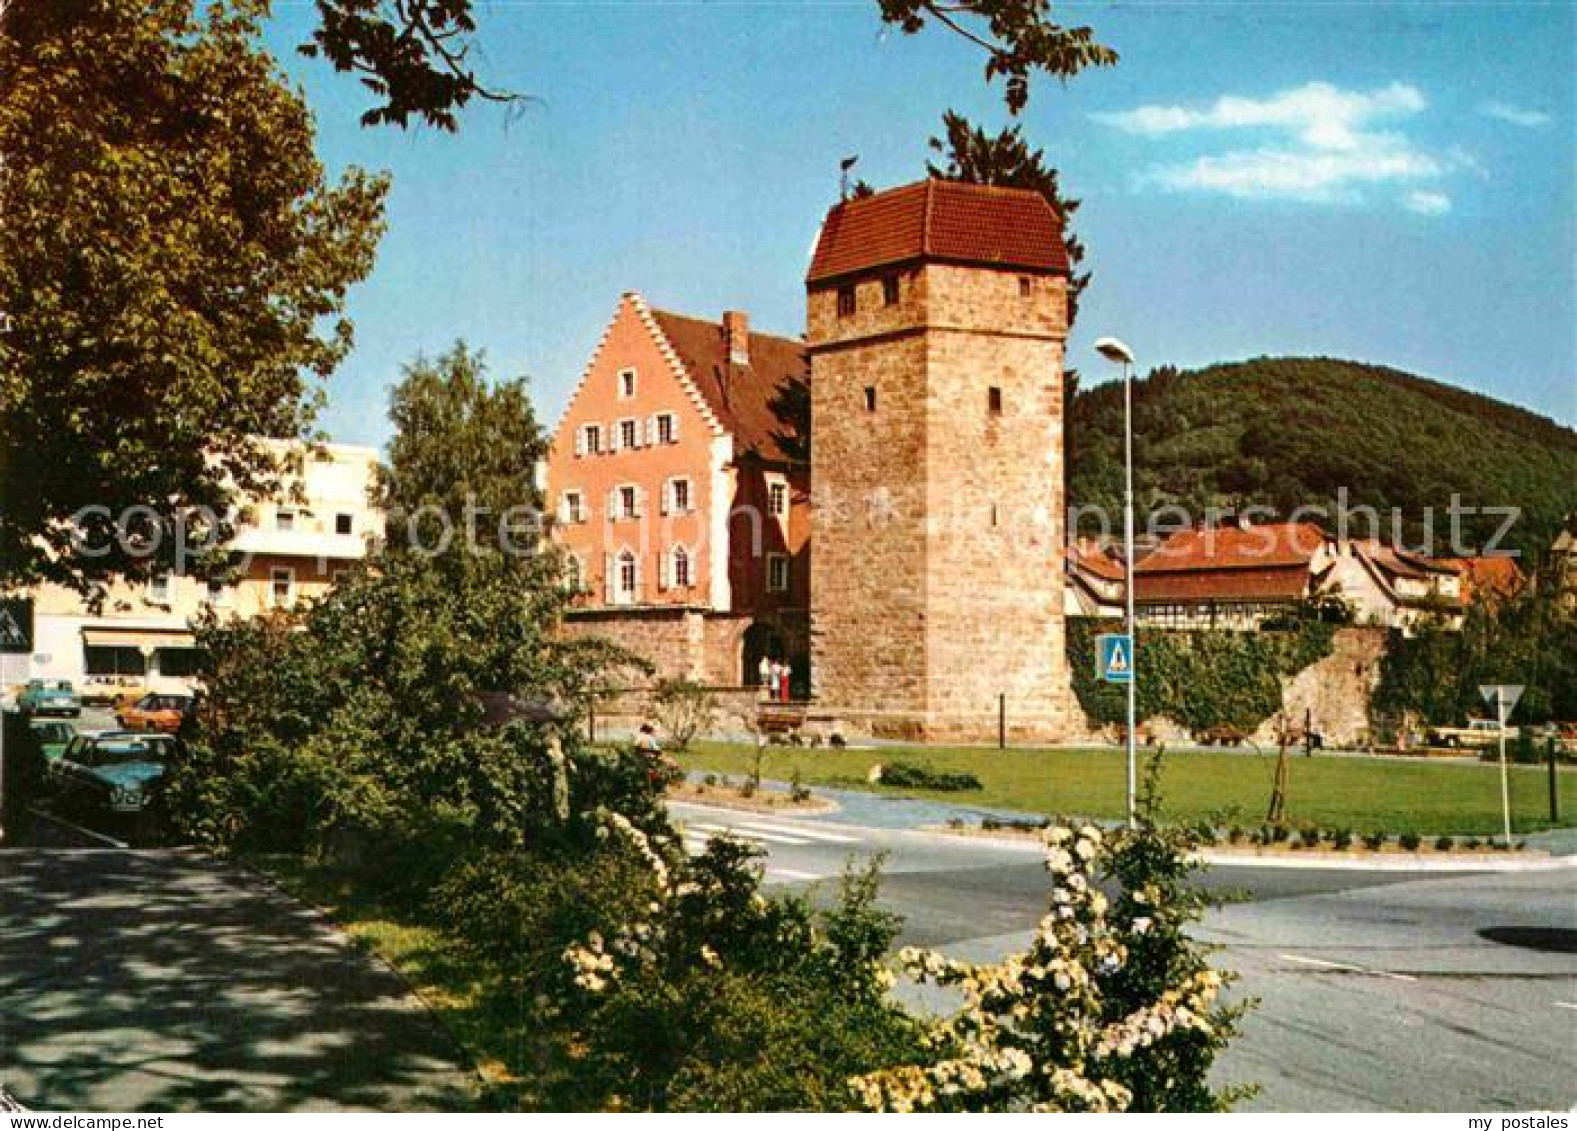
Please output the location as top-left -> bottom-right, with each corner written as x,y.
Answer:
263,1 -> 1576,447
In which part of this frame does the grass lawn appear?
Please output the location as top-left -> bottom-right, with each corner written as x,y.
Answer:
675,742 -> 1577,836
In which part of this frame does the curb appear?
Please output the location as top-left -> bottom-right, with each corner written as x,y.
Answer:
1196,849 -> 1577,873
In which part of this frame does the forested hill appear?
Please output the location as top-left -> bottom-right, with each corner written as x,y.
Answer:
1068,357 -> 1577,559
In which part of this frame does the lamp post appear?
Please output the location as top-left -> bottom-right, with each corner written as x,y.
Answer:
1094,336 -> 1138,830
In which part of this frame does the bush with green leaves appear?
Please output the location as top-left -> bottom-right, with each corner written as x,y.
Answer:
877,761 -> 984,792
165,549 -> 644,858
556,831 -> 926,1110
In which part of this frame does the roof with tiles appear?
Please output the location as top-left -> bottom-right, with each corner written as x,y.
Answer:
1067,537 -> 1126,582
1136,522 -> 1331,575
1135,565 -> 1316,604
650,309 -> 808,462
1443,555 -> 1526,604
806,178 -> 1067,285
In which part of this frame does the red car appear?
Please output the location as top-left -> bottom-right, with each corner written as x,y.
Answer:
115,693 -> 193,734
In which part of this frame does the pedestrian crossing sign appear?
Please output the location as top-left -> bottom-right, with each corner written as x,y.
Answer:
1096,633 -> 1133,684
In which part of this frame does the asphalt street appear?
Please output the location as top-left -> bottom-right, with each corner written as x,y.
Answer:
669,799 -> 1577,1113
0,848 -> 473,1111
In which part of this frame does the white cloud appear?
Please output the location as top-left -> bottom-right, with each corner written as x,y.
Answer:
1096,81 -> 1427,152
1095,81 -> 1462,214
1479,101 -> 1551,128
1405,190 -> 1452,216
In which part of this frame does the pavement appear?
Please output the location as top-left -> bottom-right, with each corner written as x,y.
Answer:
0,848 -> 473,1112
668,798 -> 1577,1113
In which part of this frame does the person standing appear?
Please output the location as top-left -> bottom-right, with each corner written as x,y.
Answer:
780,660 -> 793,703
758,655 -> 772,700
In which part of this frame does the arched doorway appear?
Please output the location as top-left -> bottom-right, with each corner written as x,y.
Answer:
741,622 -> 784,686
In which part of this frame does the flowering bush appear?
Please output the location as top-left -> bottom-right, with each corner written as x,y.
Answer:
849,806 -> 1248,1112
557,821 -> 924,1110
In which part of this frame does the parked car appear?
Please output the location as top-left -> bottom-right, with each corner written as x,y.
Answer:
56,731 -> 179,815
80,677 -> 151,709
1195,724 -> 1248,747
27,719 -> 75,767
1426,718 -> 1504,748
16,679 -> 80,718
1522,723 -> 1577,756
115,693 -> 194,734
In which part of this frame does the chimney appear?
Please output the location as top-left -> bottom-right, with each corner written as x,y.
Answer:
723,310 -> 749,366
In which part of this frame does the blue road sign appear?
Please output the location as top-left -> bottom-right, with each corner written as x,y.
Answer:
1097,633 -> 1133,684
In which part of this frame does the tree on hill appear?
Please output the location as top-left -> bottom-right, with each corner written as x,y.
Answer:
1069,357 -> 1577,561
375,343 -> 548,557
0,0 -> 387,593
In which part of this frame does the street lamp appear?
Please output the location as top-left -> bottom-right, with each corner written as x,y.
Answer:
1094,336 -> 1138,830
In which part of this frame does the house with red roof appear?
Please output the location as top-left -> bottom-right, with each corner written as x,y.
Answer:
545,292 -> 809,689
1325,539 -> 1465,631
1132,520 -> 1336,630
1065,537 -> 1126,619
1442,555 -> 1526,608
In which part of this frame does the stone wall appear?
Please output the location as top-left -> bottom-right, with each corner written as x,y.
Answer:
1251,625 -> 1388,748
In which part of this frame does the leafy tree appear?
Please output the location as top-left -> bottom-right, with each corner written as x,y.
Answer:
1373,567 -> 1577,728
302,0 -> 525,130
876,0 -> 1117,114
0,0 -> 387,592
374,343 -> 548,556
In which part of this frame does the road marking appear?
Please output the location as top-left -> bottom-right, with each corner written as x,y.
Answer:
1277,952 -> 1417,983
688,821 -> 810,846
730,819 -> 859,844
1553,1001 -> 1577,1011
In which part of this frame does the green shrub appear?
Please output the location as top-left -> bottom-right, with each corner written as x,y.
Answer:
1331,829 -> 1353,850
876,761 -> 982,792
1399,832 -> 1421,851
1433,835 -> 1454,852
790,769 -> 811,804
1362,831 -> 1387,851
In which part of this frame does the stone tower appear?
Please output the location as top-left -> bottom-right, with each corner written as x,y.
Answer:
805,179 -> 1073,742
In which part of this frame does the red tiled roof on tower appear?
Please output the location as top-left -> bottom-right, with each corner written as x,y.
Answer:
806,179 -> 1067,285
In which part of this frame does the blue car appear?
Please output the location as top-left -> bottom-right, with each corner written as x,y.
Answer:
17,679 -> 81,718
56,731 -> 178,815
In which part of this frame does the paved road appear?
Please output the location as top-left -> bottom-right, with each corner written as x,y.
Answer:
670,800 -> 1577,1112
0,848 -> 473,1112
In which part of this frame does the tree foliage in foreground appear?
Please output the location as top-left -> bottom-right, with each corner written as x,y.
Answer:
0,0 -> 387,592
877,0 -> 1116,114
299,0 -> 1116,129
